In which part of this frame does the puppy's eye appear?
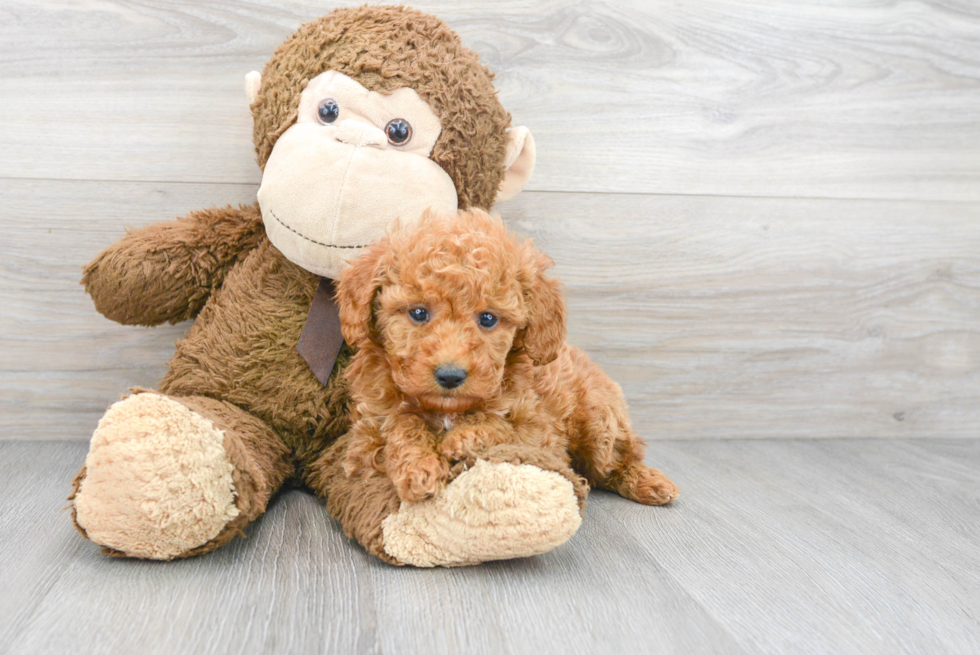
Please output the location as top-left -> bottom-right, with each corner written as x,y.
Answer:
408,307 -> 429,324
385,118 -> 412,146
317,99 -> 340,124
478,312 -> 498,329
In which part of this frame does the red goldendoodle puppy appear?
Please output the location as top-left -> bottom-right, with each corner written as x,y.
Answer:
336,208 -> 679,506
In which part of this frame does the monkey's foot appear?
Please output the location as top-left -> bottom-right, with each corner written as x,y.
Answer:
71,393 -> 240,560
380,460 -> 582,567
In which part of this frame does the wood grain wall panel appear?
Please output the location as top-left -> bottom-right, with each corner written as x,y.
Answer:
1,0 -> 978,199
2,179 -> 977,439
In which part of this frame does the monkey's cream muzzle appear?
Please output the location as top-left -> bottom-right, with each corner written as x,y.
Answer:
256,71 -> 458,279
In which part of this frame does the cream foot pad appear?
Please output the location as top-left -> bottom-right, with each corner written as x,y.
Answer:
73,394 -> 239,560
381,460 -> 582,567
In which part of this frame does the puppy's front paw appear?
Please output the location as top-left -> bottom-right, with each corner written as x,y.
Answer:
439,425 -> 495,462
394,454 -> 450,503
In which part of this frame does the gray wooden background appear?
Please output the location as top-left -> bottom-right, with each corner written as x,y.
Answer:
2,0 -> 979,440
2,4 -> 980,654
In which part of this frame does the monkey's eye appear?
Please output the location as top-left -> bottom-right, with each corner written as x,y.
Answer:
385,118 -> 412,146
317,99 -> 340,124
408,307 -> 429,324
478,312 -> 499,329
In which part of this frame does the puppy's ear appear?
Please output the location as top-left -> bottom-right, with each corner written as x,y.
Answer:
517,246 -> 567,366
336,243 -> 387,348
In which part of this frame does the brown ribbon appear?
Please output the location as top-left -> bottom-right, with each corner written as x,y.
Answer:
296,277 -> 346,385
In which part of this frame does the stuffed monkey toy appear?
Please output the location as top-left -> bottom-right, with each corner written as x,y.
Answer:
69,6 -> 588,566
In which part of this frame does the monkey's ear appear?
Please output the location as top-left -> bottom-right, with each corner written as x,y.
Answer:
245,71 -> 262,107
516,246 -> 566,366
496,127 -> 536,204
336,245 -> 387,349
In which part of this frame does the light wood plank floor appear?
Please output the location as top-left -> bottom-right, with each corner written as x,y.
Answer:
1,440 -> 977,655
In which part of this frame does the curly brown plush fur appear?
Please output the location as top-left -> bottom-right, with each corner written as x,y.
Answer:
336,209 -> 680,506
71,6 -> 525,562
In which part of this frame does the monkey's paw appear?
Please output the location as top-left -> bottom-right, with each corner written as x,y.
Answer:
381,460 -> 582,567
71,393 -> 240,560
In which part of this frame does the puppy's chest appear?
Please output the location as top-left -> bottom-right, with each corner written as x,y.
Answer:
420,410 -> 504,437
421,412 -> 460,437
417,407 -> 511,443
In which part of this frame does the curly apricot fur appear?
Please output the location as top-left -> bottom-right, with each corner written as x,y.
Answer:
337,209 -> 679,506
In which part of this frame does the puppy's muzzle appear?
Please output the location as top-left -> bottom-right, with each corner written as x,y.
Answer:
434,364 -> 467,390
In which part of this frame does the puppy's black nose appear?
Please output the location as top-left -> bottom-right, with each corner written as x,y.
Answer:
434,364 -> 467,390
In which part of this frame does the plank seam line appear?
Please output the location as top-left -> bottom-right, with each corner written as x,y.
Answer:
2,176 -> 980,205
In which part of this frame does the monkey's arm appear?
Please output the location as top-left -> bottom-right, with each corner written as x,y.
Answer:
82,204 -> 265,326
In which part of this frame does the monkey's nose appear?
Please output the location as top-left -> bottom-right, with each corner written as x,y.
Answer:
434,365 -> 467,390
332,120 -> 387,148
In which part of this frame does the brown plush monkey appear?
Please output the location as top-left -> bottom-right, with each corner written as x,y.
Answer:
69,6 -> 585,566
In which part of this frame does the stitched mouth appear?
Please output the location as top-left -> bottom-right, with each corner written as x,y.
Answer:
269,209 -> 370,249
